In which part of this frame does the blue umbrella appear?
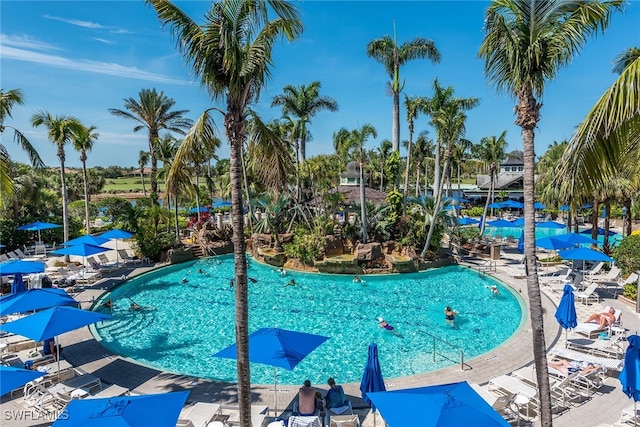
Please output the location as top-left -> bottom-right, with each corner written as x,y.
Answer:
213,327 -> 329,415
0,243 -> 5,248
511,218 -> 525,227
517,231 -> 524,254
63,235 -> 110,247
16,221 -> 61,243
487,202 -> 504,209
619,335 -> 640,424
212,199 -> 232,208
486,219 -> 519,228
501,199 -> 524,209
0,259 -> 46,276
0,366 -> 45,396
0,288 -> 78,316
555,284 -> 577,347
10,274 -> 27,294
188,206 -> 209,214
559,205 -> 570,211
52,390 -> 189,427
536,233 -> 598,250
558,247 -> 613,262
458,217 -> 480,226
52,243 -> 111,267
536,221 -> 565,229
534,202 -> 546,210
580,227 -> 618,236
360,343 -> 386,411
367,381 -> 509,427
100,229 -> 134,265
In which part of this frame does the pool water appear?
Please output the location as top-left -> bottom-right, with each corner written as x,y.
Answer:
92,256 -> 524,384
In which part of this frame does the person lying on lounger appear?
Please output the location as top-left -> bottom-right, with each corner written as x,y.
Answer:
585,307 -> 616,328
548,359 -> 602,376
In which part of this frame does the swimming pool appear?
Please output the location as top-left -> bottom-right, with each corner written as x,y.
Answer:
91,256 -> 524,384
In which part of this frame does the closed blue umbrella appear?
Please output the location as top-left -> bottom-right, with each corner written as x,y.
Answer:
16,221 -> 61,243
63,235 -> 110,247
555,284 -> 577,347
517,231 -> 524,254
10,274 -> 27,294
213,327 -> 329,415
0,288 -> 78,316
619,335 -> 640,426
0,366 -> 45,396
360,343 -> 386,410
367,381 -> 509,427
52,390 -> 189,427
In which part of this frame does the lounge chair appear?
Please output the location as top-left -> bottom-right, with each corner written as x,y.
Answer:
468,383 -> 520,424
509,366 -> 583,409
326,400 -> 353,425
586,265 -> 621,284
487,374 -> 540,416
539,269 -> 573,286
581,261 -> 605,278
97,253 -> 120,270
574,282 -> 600,305
85,384 -> 129,398
176,402 -> 222,427
620,404 -> 640,425
288,415 -> 322,427
0,254 -> 9,262
329,414 -> 361,427
574,305 -> 622,338
548,346 -> 624,371
566,334 -> 626,360
67,263 -> 101,284
14,248 -> 27,259
118,249 -> 141,265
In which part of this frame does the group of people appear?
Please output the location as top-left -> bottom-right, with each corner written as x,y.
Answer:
297,378 -> 349,422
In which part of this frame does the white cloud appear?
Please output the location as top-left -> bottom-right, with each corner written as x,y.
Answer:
2,45 -> 196,86
0,33 -> 60,51
93,38 -> 116,45
43,14 -> 108,29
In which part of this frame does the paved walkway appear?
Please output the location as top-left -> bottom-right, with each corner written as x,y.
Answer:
1,247 -> 637,427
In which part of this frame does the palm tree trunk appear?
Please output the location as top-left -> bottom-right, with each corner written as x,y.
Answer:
422,141 -> 453,257
173,193 -> 180,243
81,156 -> 91,234
149,130 -> 159,206
392,92 -> 400,153
140,171 -> 147,197
241,142 -> 253,230
518,89 -> 552,426
295,140 -> 301,203
58,145 -> 70,262
415,163 -> 421,197
359,150 -> 368,243
591,198 -> 600,245
624,199 -> 632,236
195,173 -> 201,223
479,171 -> 494,237
226,108 -> 251,427
403,126 -> 413,216
380,159 -> 384,191
604,200 -> 611,252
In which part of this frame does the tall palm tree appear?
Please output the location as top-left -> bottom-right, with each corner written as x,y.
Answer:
109,88 -> 191,206
0,89 -> 44,204
333,124 -> 377,242
403,95 -> 425,209
412,131 -> 433,197
367,27 -> 440,155
479,1 -> 624,423
148,1 -> 302,424
612,46 -> 640,75
138,150 -> 150,197
476,131 -> 508,236
70,123 -> 99,234
31,112 -> 81,247
376,139 -> 392,191
271,81 -> 338,162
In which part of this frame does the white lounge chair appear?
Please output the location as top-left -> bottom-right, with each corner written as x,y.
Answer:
548,346 -> 624,371
574,282 -> 600,305
586,265 -> 620,283
620,404 -> 640,425
468,383 -> 520,424
329,414 -> 361,427
574,305 -> 622,339
176,402 -> 221,427
566,334 -> 626,360
581,261 -> 605,278
288,415 -> 322,427
118,249 -> 141,265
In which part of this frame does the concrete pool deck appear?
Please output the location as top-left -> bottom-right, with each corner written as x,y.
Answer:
1,246 -> 637,427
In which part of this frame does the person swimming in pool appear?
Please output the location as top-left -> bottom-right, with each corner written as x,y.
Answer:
377,317 -> 401,336
353,275 -> 362,283
444,306 -> 459,327
485,285 -> 500,296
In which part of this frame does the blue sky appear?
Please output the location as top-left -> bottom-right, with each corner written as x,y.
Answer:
2,1 -> 638,168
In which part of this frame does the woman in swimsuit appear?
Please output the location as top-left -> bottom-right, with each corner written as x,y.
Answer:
377,317 -> 401,336
444,306 -> 458,326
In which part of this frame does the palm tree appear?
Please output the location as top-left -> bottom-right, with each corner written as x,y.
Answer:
412,131 -> 433,197
31,112 -> 81,247
476,132 -> 508,236
109,88 -> 191,206
138,150 -> 150,197
0,89 -> 44,204
376,139 -> 392,191
333,124 -> 377,242
612,47 -> 640,75
70,123 -> 99,234
479,1 -> 624,423
403,95 -> 425,208
367,26 -> 440,154
148,1 -> 302,424
271,81 -> 338,162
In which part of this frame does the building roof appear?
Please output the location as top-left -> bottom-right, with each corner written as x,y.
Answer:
327,185 -> 387,206
502,151 -> 524,165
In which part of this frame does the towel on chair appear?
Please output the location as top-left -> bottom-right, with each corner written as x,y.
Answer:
329,404 -> 350,415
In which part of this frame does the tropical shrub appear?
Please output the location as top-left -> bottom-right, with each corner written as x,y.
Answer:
623,282 -> 637,301
132,230 -> 175,260
462,207 -> 484,217
612,235 -> 640,276
284,226 -> 325,264
459,226 -> 480,243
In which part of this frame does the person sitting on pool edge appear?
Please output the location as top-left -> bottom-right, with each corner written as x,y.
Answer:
444,306 -> 459,327
325,377 -> 350,423
296,379 -> 319,416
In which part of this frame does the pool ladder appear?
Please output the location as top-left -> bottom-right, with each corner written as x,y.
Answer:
427,333 -> 466,371
478,260 -> 497,274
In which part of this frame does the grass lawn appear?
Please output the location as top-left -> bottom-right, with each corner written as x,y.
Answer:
102,177 -> 165,192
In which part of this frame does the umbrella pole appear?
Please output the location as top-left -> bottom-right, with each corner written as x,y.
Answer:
116,239 -> 120,265
273,367 -> 278,417
56,336 -> 60,382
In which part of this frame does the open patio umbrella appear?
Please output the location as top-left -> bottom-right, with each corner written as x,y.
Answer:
536,233 -> 598,250
511,218 -> 525,227
360,343 -> 386,411
534,202 -> 546,210
100,229 -> 134,265
188,206 -> 209,214
51,243 -> 110,268
558,247 -> 613,263
580,227 -> 618,236
619,335 -> 640,426
501,199 -> 524,209
486,219 -> 519,228
52,390 -> 189,427
63,235 -> 110,247
0,306 -> 111,379
367,381 -> 509,427
16,221 -> 61,243
536,220 -> 565,229
457,217 -> 480,226
212,199 -> 232,209
213,327 -> 329,416
0,366 -> 45,396
0,288 -> 78,316
487,202 -> 504,209
1,259 -> 46,295
555,284 -> 577,347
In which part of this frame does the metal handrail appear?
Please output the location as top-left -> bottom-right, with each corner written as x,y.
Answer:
425,331 -> 466,370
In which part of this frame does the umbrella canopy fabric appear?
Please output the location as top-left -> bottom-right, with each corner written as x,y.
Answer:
559,205 -> 570,211
536,233 -> 598,250
0,366 -> 45,396
52,390 -> 189,427
501,199 -> 524,208
511,218 -> 525,227
52,243 -> 110,258
367,381 -> 509,427
212,199 -> 232,208
536,221 -> 565,229
188,206 -> 209,214
534,202 -> 546,209
0,288 -> 78,316
63,235 -> 110,247
10,274 -> 27,294
213,327 -> 329,370
486,219 -> 519,228
619,335 -> 640,401
580,227 -> 618,236
100,229 -> 134,240
360,343 -> 386,410
487,202 -> 503,209
558,247 -> 613,262
16,221 -> 62,243
517,231 -> 524,254
0,306 -> 111,341
458,217 -> 480,226
555,285 -> 577,330
0,259 -> 46,276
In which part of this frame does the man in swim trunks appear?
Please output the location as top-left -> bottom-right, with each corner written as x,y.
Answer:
585,307 -> 616,328
444,306 -> 458,326
548,359 -> 601,376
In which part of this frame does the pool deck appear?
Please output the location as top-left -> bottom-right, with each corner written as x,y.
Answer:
1,245 -> 637,427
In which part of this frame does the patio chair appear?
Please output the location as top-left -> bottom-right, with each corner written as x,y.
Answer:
586,265 -> 621,284
326,400 -> 353,425
581,261 -> 605,278
85,384 -> 129,399
574,282 -> 600,305
118,249 -> 141,265
288,415 -> 322,427
487,375 -> 540,417
6,251 -> 19,259
574,306 -> 622,339
468,383 -> 520,424
566,334 -> 626,360
34,244 -> 47,257
548,346 -> 624,371
539,269 -> 573,286
329,414 -> 361,427
13,248 -> 27,259
176,402 -> 222,427
0,254 -> 8,262
97,253 -> 120,270
619,404 -> 640,425
67,263 -> 101,284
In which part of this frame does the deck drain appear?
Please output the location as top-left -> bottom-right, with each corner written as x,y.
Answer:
485,355 -> 498,361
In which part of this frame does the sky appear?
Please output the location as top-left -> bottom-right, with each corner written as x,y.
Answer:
2,1 -> 639,168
